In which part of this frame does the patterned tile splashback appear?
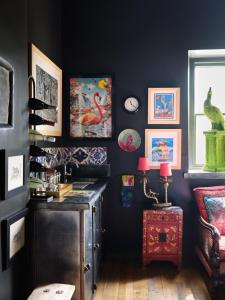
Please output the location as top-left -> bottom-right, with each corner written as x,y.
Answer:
33,147 -> 107,168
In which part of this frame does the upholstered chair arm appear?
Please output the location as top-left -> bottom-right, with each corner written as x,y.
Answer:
198,216 -> 220,262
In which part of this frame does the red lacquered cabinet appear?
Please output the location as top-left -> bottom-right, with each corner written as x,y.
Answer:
143,207 -> 183,268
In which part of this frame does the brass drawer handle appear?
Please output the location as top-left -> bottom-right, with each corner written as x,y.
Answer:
93,243 -> 100,250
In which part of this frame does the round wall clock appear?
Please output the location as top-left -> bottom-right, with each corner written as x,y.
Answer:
123,96 -> 140,113
118,129 -> 141,152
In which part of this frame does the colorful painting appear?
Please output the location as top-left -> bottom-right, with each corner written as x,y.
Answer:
122,175 -> 134,186
121,187 -> 135,207
70,76 -> 113,138
145,129 -> 182,169
31,44 -> 62,136
118,129 -> 141,152
148,88 -> 180,124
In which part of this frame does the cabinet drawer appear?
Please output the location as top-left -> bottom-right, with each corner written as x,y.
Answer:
144,211 -> 180,223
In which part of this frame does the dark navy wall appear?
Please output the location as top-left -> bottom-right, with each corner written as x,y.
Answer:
0,1 -> 28,299
0,1 -> 62,299
28,0 -> 62,67
62,0 -> 225,257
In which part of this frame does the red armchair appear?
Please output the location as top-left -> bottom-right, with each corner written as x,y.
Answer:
194,186 -> 225,295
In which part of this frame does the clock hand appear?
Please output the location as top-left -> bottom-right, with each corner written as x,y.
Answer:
129,100 -> 137,109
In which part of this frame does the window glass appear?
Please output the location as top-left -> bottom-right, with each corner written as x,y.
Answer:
194,65 -> 225,113
195,115 -> 211,165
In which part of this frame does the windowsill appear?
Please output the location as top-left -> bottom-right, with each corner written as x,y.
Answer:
184,169 -> 225,179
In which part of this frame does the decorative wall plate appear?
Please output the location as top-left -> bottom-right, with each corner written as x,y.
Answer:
118,129 -> 141,152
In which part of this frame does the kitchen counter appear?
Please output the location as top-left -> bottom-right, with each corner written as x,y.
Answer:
29,179 -> 108,210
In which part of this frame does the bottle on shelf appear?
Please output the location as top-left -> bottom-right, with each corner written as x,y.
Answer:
29,176 -> 45,189
29,129 -> 56,142
30,161 -> 48,172
29,97 -> 57,110
29,114 -> 55,126
30,145 -> 53,157
30,161 -> 55,173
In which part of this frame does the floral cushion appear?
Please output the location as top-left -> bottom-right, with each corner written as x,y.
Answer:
204,196 -> 225,234
193,186 -> 225,221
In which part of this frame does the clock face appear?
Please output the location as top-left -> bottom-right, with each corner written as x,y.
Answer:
123,97 -> 140,113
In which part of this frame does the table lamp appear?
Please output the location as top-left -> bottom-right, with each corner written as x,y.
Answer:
160,162 -> 172,207
137,157 -> 159,204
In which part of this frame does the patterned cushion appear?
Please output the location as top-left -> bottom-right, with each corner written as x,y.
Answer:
204,196 -> 225,234
193,186 -> 225,221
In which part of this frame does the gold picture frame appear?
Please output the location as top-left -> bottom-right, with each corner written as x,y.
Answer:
31,44 -> 62,136
148,87 -> 180,124
145,129 -> 182,169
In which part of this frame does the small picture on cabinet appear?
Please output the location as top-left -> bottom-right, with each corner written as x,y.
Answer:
69,76 -> 113,139
1,208 -> 28,270
122,175 -> 134,187
0,57 -> 13,127
0,149 -> 26,200
31,44 -> 62,136
145,129 -> 182,169
121,175 -> 135,207
148,88 -> 180,124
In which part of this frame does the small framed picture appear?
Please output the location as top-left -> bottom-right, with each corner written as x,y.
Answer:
0,149 -> 26,200
69,75 -> 113,139
1,208 -> 28,270
122,175 -> 135,187
145,129 -> 182,169
0,57 -> 13,127
148,87 -> 180,124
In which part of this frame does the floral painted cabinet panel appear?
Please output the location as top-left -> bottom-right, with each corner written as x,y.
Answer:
143,207 -> 183,268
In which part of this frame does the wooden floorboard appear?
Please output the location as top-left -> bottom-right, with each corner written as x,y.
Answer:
93,254 -> 225,300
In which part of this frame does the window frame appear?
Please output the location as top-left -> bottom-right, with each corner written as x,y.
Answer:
189,57 -> 225,170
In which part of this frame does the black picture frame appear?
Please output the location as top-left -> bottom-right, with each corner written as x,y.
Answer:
68,74 -> 115,140
0,56 -> 13,127
0,149 -> 26,200
1,208 -> 28,270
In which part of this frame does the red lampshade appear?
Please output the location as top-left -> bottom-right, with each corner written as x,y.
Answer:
160,163 -> 172,177
137,157 -> 150,171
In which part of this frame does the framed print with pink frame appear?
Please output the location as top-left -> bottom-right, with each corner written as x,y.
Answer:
145,129 -> 182,169
148,87 -> 180,124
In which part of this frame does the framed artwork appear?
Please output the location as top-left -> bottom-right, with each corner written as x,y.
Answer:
145,129 -> 182,169
0,57 -> 13,127
1,208 -> 28,270
121,175 -> 135,207
31,44 -> 62,136
148,87 -> 180,124
118,129 -> 141,152
0,149 -> 26,200
69,75 -> 113,139
122,175 -> 135,187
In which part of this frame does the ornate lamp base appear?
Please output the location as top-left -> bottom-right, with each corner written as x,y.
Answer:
152,202 -> 172,209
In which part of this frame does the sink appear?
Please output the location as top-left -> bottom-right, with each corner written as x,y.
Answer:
64,190 -> 95,198
72,181 -> 96,190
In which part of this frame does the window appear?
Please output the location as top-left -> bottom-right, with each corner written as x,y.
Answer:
189,50 -> 225,170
